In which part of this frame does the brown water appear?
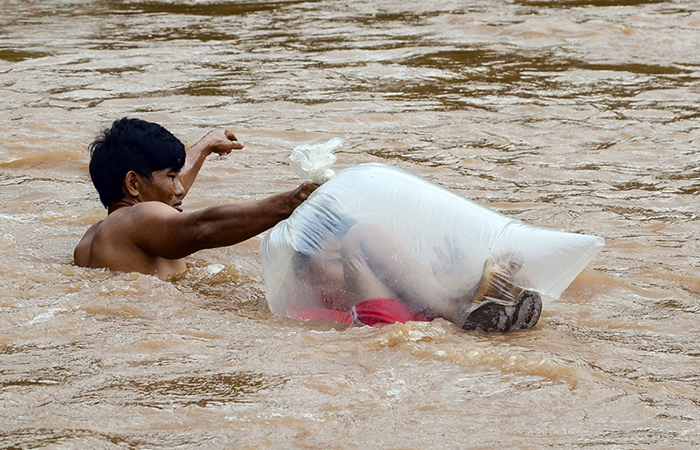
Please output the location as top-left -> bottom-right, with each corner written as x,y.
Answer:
1,0 -> 699,448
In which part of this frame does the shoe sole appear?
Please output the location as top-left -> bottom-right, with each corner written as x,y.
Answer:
461,289 -> 542,332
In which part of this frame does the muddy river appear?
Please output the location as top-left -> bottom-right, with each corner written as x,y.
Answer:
1,0 -> 699,448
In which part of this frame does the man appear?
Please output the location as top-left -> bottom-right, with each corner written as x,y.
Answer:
74,117 -> 317,279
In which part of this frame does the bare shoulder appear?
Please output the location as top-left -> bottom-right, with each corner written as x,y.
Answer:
73,203 -> 174,265
73,202 -> 185,274
123,201 -> 180,221
96,202 -> 180,243
73,220 -> 103,267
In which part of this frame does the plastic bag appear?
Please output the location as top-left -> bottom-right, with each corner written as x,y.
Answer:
261,163 -> 604,326
289,137 -> 342,185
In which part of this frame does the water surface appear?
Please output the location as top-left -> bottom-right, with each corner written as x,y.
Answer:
1,0 -> 699,448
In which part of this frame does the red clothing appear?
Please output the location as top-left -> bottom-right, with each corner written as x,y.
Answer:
291,298 -> 430,326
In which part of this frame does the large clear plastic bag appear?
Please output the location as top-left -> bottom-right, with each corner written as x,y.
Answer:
261,163 -> 604,324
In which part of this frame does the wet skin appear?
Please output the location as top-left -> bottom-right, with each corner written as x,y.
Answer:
74,129 -> 317,279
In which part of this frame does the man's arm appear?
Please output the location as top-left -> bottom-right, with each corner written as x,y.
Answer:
126,182 -> 317,260
180,129 -> 244,194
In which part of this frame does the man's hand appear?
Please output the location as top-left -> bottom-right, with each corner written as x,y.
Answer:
199,129 -> 245,156
181,129 -> 245,194
289,181 -> 319,208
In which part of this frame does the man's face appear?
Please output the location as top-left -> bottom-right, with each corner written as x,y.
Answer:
138,168 -> 185,211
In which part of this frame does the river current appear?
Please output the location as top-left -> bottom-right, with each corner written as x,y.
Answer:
1,0 -> 699,448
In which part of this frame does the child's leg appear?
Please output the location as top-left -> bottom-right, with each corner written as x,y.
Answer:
340,223 -> 458,319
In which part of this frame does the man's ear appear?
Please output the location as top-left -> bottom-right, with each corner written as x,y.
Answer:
124,171 -> 141,198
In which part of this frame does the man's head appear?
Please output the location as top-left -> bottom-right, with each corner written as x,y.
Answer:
89,117 -> 186,208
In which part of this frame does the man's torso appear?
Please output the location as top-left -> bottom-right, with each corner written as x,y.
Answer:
74,206 -> 187,279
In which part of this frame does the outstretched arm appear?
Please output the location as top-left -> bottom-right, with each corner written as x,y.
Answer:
180,129 -> 244,194
127,182 -> 318,260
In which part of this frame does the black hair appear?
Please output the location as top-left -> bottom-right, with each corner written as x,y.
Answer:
88,117 -> 186,208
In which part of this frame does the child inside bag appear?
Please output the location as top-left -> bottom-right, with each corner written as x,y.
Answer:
288,214 -> 542,332
263,143 -> 604,332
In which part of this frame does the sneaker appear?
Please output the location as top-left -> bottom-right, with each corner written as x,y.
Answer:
461,289 -> 542,332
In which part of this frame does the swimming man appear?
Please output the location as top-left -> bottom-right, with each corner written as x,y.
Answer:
74,117 -> 317,279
